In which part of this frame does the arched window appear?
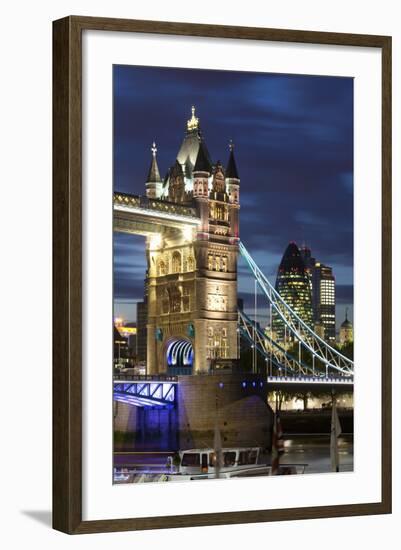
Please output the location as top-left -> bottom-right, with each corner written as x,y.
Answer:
157,259 -> 166,277
213,204 -> 227,221
162,289 -> 169,314
182,287 -> 190,311
169,286 -> 182,313
187,255 -> 195,272
172,251 -> 181,274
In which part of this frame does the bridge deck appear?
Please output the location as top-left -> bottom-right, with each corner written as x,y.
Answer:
114,193 -> 201,235
114,378 -> 177,408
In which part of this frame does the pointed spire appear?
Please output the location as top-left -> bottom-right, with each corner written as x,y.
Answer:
170,159 -> 184,178
341,307 -> 352,328
187,105 -> 199,132
226,140 -> 239,179
193,141 -> 211,173
146,141 -> 162,183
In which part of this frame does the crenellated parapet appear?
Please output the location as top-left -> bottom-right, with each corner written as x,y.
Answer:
114,192 -> 198,218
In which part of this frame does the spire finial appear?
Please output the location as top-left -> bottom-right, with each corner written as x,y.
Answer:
146,141 -> 162,184
345,307 -> 348,321
226,139 -> 239,179
187,105 -> 199,131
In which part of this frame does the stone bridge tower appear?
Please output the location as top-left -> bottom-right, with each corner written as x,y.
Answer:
146,108 -> 240,375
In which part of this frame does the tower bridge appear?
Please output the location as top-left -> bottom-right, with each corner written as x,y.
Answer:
113,107 -> 354,400
114,193 -> 201,236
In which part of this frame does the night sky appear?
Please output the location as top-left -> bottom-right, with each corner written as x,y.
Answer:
113,64 -> 353,330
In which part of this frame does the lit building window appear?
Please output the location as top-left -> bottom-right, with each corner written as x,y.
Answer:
211,203 -> 228,221
169,286 -> 181,312
207,327 -> 229,359
172,251 -> 181,274
158,260 -> 167,276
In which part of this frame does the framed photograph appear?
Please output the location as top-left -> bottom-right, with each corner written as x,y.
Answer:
53,16 -> 392,534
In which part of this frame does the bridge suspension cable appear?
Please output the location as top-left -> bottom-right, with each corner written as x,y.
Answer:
239,241 -> 354,376
239,309 -> 319,377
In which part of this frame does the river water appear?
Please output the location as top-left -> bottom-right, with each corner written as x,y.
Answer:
280,433 -> 353,474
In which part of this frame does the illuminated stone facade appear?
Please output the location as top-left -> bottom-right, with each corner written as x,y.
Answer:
146,108 -> 240,374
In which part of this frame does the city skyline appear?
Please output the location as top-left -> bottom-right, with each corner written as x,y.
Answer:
113,64 -> 353,330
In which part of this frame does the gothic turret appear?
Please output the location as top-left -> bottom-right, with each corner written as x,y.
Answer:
225,141 -> 240,204
210,160 -> 228,203
145,142 -> 163,199
193,141 -> 211,198
176,106 -> 212,179
168,160 -> 186,203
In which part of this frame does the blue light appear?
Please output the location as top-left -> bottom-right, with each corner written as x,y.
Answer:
252,381 -> 256,387
242,382 -> 246,388
167,339 -> 194,369
219,382 -> 224,388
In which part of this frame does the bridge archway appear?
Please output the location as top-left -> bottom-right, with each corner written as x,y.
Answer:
165,338 -> 194,375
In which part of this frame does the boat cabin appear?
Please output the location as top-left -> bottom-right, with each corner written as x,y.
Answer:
179,447 -> 260,475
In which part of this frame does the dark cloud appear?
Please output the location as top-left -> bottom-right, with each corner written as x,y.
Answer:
113,233 -> 146,301
336,285 -> 354,305
113,65 -> 353,327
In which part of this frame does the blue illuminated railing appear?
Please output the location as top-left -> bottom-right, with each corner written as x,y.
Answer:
113,380 -> 177,408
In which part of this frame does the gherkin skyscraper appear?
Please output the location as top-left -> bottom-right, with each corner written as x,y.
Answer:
272,242 -> 313,341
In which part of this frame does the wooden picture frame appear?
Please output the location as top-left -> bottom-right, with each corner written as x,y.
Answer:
53,15 -> 392,534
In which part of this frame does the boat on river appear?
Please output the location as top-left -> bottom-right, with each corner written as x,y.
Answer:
168,447 -> 307,480
113,446 -> 307,483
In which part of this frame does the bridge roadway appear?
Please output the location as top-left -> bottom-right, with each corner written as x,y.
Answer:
113,373 -> 353,408
266,375 -> 353,391
113,192 -> 201,236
